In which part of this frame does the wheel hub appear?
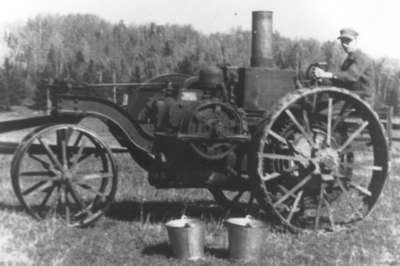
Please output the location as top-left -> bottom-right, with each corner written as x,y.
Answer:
316,148 -> 339,173
62,170 -> 73,180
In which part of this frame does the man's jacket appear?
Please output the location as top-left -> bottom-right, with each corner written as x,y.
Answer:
332,49 -> 375,103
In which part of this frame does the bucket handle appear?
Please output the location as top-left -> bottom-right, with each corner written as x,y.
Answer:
223,215 -> 254,227
181,215 -> 191,228
245,215 -> 253,227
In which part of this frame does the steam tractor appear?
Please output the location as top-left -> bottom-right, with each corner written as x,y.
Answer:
3,11 -> 389,232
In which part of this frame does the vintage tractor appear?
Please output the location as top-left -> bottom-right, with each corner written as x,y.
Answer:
2,11 -> 389,232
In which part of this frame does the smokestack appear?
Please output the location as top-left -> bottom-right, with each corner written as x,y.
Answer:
250,11 -> 274,67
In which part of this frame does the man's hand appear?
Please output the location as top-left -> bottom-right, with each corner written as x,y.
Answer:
313,67 -> 334,79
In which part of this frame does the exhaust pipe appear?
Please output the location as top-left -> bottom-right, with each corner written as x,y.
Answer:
250,11 -> 274,68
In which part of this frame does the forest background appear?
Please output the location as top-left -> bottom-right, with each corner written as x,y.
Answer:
1,14 -> 399,112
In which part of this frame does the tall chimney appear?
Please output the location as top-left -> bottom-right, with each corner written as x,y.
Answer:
250,11 -> 274,67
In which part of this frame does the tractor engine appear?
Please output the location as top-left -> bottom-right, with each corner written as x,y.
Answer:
139,66 -> 250,187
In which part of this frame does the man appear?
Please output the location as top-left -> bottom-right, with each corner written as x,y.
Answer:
314,28 -> 375,104
301,28 -> 374,223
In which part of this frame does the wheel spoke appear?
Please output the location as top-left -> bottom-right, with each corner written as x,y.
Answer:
322,197 -> 336,231
269,130 -> 288,145
259,153 -> 308,164
302,110 -> 312,135
78,183 -> 108,200
65,127 -> 74,144
274,187 -> 291,212
28,153 -> 60,176
38,184 -> 56,209
285,109 -> 315,147
57,129 -> 68,167
47,184 -> 61,218
340,162 -> 382,172
61,131 -> 68,167
20,171 -> 55,178
72,132 -> 84,148
336,178 -> 364,218
338,121 -> 369,152
331,102 -> 352,132
70,138 -> 88,170
74,172 -> 113,181
277,185 -> 297,201
366,165 -> 383,171
22,181 -> 50,196
38,137 -> 63,170
75,146 -> 105,167
273,175 -> 312,207
286,190 -> 303,223
28,153 -> 51,170
61,186 -> 71,224
314,183 -> 326,230
347,181 -> 372,197
67,183 -> 88,210
312,93 -> 318,113
262,165 -> 299,181
262,172 -> 281,181
327,98 -> 333,146
226,166 -> 238,176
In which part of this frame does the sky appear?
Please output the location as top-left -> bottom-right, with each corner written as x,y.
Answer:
0,0 -> 399,59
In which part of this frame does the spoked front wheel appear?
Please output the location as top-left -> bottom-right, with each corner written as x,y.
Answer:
11,124 -> 118,227
250,87 -> 389,232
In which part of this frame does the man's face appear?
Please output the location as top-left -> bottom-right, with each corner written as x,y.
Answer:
340,37 -> 356,53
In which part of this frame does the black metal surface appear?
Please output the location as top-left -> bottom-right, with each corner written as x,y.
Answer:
0,141 -> 128,155
179,101 -> 247,160
55,95 -> 155,171
0,114 -> 82,134
243,67 -> 296,110
127,73 -> 191,126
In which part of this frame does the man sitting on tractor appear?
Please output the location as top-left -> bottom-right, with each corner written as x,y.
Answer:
313,28 -> 375,105
302,28 -> 374,221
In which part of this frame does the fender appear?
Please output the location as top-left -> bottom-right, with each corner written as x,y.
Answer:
54,95 -> 155,171
0,114 -> 82,134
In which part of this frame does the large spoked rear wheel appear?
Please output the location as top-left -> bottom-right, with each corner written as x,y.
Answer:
250,87 -> 389,232
11,124 -> 118,227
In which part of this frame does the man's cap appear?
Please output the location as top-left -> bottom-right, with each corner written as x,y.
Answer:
338,28 -> 359,40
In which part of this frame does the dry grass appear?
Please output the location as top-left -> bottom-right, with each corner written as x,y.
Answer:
0,106 -> 399,265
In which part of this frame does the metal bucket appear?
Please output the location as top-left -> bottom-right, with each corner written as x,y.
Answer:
225,215 -> 267,262
165,215 -> 205,260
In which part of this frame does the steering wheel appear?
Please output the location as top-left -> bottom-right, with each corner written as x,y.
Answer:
303,62 -> 330,88
305,62 -> 327,80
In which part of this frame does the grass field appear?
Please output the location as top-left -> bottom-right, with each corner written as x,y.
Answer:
0,106 -> 399,265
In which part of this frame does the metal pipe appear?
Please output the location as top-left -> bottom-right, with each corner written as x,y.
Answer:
250,11 -> 275,67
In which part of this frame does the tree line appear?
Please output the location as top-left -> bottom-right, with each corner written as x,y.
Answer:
0,13 -> 399,112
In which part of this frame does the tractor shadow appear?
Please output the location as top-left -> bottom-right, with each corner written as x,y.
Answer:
142,242 -> 173,258
0,202 -> 26,213
110,200 -> 238,259
106,200 -> 250,223
141,241 -> 228,260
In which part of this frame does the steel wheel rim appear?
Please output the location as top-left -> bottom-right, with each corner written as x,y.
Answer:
251,87 -> 389,232
11,124 -> 118,227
